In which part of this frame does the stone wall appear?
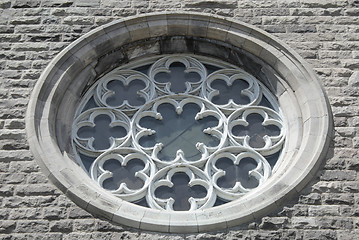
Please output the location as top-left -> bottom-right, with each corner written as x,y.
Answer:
0,0 -> 358,239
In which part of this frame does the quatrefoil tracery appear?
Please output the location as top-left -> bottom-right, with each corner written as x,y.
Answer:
148,164 -> 215,211
95,70 -> 154,112
73,108 -> 131,155
228,107 -> 285,156
90,148 -> 154,202
133,95 -> 226,167
149,56 -> 207,95
72,55 -> 286,211
203,69 -> 262,112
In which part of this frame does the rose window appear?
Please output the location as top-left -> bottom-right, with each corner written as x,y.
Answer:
72,55 -> 285,211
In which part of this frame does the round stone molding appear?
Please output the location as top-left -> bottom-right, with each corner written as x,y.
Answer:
26,12 -> 332,233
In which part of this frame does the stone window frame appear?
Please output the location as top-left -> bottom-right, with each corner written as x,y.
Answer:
26,12 -> 332,233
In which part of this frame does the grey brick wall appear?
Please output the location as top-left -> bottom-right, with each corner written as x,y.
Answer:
0,0 -> 358,239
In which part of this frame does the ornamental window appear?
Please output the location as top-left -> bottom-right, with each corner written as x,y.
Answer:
26,13 -> 332,233
72,55 -> 285,211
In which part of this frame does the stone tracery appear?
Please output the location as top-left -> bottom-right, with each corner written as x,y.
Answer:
72,55 -> 285,211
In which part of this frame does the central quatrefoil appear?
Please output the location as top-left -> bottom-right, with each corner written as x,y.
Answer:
138,102 -> 220,162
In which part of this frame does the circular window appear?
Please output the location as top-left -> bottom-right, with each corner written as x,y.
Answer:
26,13 -> 332,232
72,55 -> 285,211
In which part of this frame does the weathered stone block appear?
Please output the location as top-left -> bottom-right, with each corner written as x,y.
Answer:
49,220 -> 73,232
95,220 -> 124,232
68,207 -> 93,219
12,0 -> 41,8
299,193 -> 321,205
0,185 -> 14,197
292,217 -> 318,229
15,184 -> 58,196
15,220 -> 49,233
259,217 -> 289,230
41,0 -> 74,7
9,208 -> 42,220
320,170 -> 357,181
43,207 -> 67,220
303,230 -> 337,240
73,219 -> 96,232
0,220 -> 16,234
322,193 -> 355,205
63,16 -> 95,25
308,205 -> 340,216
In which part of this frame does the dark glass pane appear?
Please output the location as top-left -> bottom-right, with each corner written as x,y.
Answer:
139,103 -> 219,161
216,157 -> 259,189
213,197 -> 228,207
265,151 -> 280,169
77,114 -> 127,150
259,95 -> 274,109
155,172 -> 207,211
211,79 -> 250,105
106,79 -> 146,107
133,64 -> 151,74
232,113 -> 280,148
204,64 -> 221,74
154,62 -> 201,93
134,197 -> 149,208
102,158 -> 145,190
82,97 -> 98,112
79,152 -> 96,173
